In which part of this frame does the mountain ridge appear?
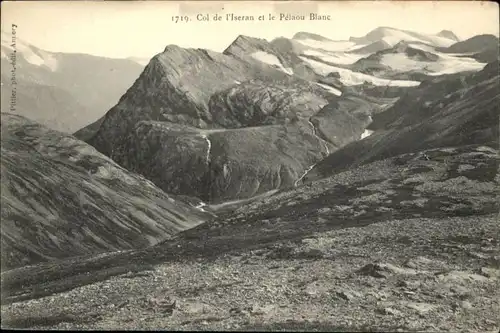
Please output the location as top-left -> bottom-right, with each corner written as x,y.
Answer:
1,113 -> 210,270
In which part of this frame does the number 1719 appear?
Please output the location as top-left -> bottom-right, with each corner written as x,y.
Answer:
172,15 -> 189,23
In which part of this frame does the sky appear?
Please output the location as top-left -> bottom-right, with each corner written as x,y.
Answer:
1,1 -> 499,59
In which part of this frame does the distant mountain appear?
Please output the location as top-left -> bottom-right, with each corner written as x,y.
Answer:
440,34 -> 499,63
1,73 -> 89,130
0,32 -> 145,133
443,34 -> 498,53
349,26 -> 458,48
436,29 -> 460,42
1,113 -> 209,269
293,32 -> 333,42
304,60 -> 499,181
349,40 -> 393,54
349,41 -> 486,80
127,56 -> 152,66
289,28 -> 485,88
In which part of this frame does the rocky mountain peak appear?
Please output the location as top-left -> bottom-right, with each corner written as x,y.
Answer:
223,34 -> 270,56
163,44 -> 183,53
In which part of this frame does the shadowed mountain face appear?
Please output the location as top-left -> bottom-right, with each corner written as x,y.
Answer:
0,113 -> 210,270
0,32 -> 145,133
439,34 -> 499,63
442,34 -> 499,54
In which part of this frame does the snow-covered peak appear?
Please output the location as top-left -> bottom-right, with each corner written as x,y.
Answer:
1,30 -> 58,71
294,38 -> 358,53
351,26 -> 458,48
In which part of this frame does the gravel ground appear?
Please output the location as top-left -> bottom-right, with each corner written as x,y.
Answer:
2,144 -> 498,331
2,214 -> 499,331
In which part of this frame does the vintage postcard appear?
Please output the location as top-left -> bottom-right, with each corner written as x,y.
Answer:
1,0 -> 499,331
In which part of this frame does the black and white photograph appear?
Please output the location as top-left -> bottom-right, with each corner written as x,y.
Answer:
0,0 -> 499,330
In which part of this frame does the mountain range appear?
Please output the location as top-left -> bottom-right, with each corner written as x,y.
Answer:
0,25 -> 499,331
76,26 -> 497,205
0,32 -> 146,133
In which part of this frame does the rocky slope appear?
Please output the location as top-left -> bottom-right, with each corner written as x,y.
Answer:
2,142 -> 498,331
0,113 -> 210,270
0,32 -> 145,133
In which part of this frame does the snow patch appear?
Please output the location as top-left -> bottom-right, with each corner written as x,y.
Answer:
281,67 -> 294,75
1,32 -> 58,71
302,49 -> 367,65
370,28 -> 456,48
406,43 -> 437,53
195,202 -> 208,213
361,129 -> 374,139
200,134 -> 211,165
294,164 -> 316,187
314,82 -> 342,96
426,53 -> 487,76
296,39 -> 357,52
299,56 -> 420,87
380,52 -> 486,75
250,51 -> 293,75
